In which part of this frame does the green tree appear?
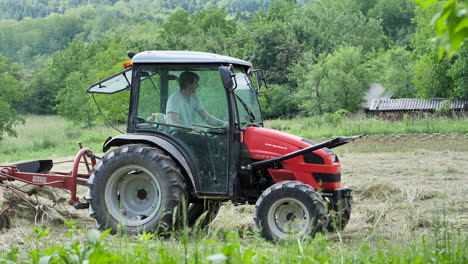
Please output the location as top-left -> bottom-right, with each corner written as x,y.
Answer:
447,46 -> 468,98
260,84 -> 301,119
374,48 -> 416,97
0,56 -> 24,140
0,13 -> 84,63
414,0 -> 468,58
243,17 -> 303,84
367,0 -> 417,46
54,38 -> 130,126
291,0 -> 387,56
289,52 -> 327,115
411,3 -> 468,99
22,41 -> 89,114
55,72 -> 95,126
191,9 -> 236,36
292,46 -> 371,115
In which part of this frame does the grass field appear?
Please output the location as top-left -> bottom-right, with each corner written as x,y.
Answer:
0,115 -> 123,163
1,115 -> 467,163
0,115 -> 467,263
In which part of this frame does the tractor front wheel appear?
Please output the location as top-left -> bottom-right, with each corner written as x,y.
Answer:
254,181 -> 327,241
87,144 -> 186,235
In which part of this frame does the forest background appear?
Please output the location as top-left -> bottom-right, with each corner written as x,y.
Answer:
0,0 -> 467,139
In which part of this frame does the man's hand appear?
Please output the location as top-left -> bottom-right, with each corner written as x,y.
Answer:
192,126 -> 204,133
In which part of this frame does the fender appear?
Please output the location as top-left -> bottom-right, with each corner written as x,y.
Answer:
103,133 -> 200,193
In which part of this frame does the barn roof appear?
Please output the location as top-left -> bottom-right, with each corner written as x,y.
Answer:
368,98 -> 468,111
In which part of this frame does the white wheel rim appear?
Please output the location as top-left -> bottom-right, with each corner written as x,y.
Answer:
267,197 -> 311,239
105,165 -> 162,227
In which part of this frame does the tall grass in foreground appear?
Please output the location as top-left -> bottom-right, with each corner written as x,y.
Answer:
266,115 -> 468,139
1,219 -> 466,263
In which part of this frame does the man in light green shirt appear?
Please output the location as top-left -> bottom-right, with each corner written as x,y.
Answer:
166,71 -> 226,133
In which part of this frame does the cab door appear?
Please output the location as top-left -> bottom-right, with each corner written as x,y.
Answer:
133,65 -> 232,195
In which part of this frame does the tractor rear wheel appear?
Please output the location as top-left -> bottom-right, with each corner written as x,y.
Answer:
87,144 -> 186,235
186,201 -> 221,228
254,181 -> 327,241
0,214 -> 10,230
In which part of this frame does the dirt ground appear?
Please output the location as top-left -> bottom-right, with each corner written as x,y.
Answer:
1,135 -> 467,252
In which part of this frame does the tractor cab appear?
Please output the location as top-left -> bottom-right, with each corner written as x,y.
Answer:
88,51 -> 265,197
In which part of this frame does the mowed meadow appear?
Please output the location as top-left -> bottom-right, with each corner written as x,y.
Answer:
0,115 -> 467,263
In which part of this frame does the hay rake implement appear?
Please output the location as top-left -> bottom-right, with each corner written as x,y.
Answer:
0,143 -> 98,228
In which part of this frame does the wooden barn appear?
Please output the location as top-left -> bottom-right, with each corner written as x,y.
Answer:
366,98 -> 468,120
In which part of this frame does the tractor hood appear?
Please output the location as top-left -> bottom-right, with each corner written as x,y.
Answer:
243,126 -> 343,165
243,127 -> 318,161
245,127 -> 310,149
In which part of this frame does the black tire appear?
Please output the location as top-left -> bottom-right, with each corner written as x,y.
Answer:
87,144 -> 186,235
0,214 -> 10,230
327,197 -> 351,232
254,181 -> 327,241
185,201 -> 221,228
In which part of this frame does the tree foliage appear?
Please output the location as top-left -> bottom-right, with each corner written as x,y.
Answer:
0,56 -> 24,139
414,0 -> 468,58
411,3 -> 468,99
373,48 -> 416,98
367,0 -> 417,46
290,0 -> 387,55
291,46 -> 371,115
0,0 -> 466,134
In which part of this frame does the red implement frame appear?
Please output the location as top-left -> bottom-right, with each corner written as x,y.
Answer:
0,145 -> 97,217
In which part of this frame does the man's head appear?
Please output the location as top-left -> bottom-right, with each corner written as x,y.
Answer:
179,71 -> 199,91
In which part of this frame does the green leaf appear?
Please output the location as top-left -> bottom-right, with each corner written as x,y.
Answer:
43,247 -> 62,256
448,28 -> 468,56
29,250 -> 40,264
222,244 -> 239,257
454,18 -> 468,33
203,240 -> 219,245
242,248 -> 256,263
38,255 -> 52,264
29,227 -> 50,240
413,0 -> 438,8
88,248 -> 120,264
87,229 -> 102,247
98,229 -> 112,244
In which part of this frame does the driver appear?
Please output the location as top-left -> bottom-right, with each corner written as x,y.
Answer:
166,71 -> 226,133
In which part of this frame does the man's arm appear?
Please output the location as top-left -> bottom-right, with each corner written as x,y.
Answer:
197,108 -> 228,127
168,111 -> 204,133
167,112 -> 183,126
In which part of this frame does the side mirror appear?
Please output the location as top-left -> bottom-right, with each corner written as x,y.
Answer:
219,65 -> 237,90
252,69 -> 268,94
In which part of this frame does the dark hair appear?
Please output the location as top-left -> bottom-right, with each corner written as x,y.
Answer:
178,71 -> 199,90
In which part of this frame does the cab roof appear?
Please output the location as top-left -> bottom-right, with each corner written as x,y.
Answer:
131,50 -> 252,67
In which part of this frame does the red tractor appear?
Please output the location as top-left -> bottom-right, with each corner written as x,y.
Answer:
85,51 -> 359,240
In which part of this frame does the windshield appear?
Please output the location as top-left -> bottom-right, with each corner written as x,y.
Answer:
233,68 -> 263,128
